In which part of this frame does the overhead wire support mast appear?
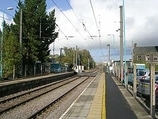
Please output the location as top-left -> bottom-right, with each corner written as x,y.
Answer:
123,0 -> 127,88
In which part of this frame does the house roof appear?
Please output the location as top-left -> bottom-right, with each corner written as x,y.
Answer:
133,46 -> 158,55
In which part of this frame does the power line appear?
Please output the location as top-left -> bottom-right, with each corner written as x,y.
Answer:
0,9 -> 14,18
0,16 -> 13,22
51,0 -> 85,40
65,0 -> 97,49
89,0 -> 105,60
65,0 -> 93,39
51,0 -> 96,54
56,40 -> 72,48
0,9 -> 14,27
56,24 -> 68,40
89,0 -> 99,31
55,24 -> 77,47
65,0 -> 105,61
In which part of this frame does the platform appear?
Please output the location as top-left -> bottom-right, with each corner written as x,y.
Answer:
60,72 -> 105,119
60,72 -> 153,119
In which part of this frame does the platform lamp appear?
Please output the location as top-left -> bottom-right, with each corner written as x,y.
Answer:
0,7 -> 13,78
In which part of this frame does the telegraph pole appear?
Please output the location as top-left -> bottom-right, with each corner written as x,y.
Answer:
39,17 -> 41,38
20,9 -> 22,51
73,47 -> 75,69
53,42 -> 55,63
20,9 -> 23,77
59,48 -> 63,64
88,58 -> 89,70
76,45 -> 77,69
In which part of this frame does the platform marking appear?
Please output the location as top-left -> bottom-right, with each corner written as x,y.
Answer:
102,72 -> 106,119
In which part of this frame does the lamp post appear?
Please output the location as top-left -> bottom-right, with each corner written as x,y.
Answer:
107,44 -> 110,73
0,7 -> 13,78
59,48 -> 63,63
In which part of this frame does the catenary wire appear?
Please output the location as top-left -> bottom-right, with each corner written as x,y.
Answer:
89,0 -> 105,61
51,0 -> 94,50
65,0 -> 97,51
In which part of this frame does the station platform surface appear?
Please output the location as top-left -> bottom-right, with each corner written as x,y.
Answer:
60,72 -> 153,119
60,72 -> 105,119
106,73 -> 152,119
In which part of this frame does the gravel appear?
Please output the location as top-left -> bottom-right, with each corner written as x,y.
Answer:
0,77 -> 92,119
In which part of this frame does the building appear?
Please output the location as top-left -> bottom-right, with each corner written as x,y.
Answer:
133,43 -> 158,63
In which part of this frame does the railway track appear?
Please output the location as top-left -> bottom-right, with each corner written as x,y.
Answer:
0,71 -> 99,119
0,75 -> 76,103
0,76 -> 79,114
29,77 -> 92,119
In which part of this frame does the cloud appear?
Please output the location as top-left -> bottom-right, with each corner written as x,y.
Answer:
0,12 -> 3,31
125,0 -> 158,45
1,0 -> 158,62
49,0 -> 123,62
0,12 -> 14,31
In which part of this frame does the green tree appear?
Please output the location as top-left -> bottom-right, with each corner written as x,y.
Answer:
79,49 -> 95,69
62,47 -> 74,68
12,0 -> 58,76
0,30 -> 2,38
54,47 -> 95,70
37,9 -> 58,63
3,24 -> 21,78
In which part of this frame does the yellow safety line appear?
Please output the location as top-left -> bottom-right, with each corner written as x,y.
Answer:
102,72 -> 106,119
87,72 -> 106,119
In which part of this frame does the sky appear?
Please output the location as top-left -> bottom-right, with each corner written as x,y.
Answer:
0,0 -> 158,63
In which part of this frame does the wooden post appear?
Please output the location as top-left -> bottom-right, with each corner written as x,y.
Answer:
150,63 -> 155,118
133,63 -> 137,98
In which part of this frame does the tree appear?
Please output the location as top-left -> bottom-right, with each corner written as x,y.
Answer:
3,23 -> 21,78
79,49 -> 95,69
12,0 -> 58,76
37,9 -> 58,63
0,30 -> 2,38
61,47 -> 74,68
54,47 -> 95,70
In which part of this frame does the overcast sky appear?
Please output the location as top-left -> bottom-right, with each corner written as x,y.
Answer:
0,0 -> 158,62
